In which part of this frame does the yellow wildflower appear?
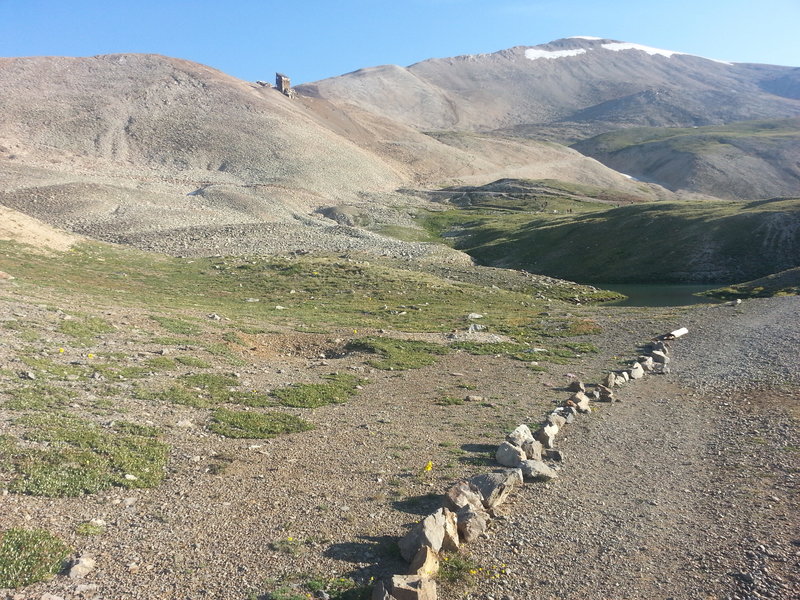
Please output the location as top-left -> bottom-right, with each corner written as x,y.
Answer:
423,460 -> 433,472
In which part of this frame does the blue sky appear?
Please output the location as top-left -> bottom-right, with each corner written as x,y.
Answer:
2,0 -> 798,84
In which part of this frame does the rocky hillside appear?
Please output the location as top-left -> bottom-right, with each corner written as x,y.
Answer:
298,37 -> 800,140
0,53 -> 663,256
572,119 -> 800,199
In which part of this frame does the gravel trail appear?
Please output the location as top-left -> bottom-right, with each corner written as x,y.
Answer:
466,297 -> 799,600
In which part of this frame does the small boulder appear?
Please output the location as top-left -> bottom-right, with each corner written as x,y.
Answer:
506,424 -> 534,446
398,509 -> 446,562
547,412 -> 567,428
521,438 -> 543,461
651,350 -> 670,364
456,505 -> 490,543
669,327 -> 688,339
409,546 -> 440,577
69,555 -> 96,579
441,508 -> 460,552
570,392 -> 591,413
567,380 -> 585,393
597,384 -> 614,402
496,441 -> 526,467
533,423 -> 559,448
469,469 -> 522,509
630,362 -> 645,380
639,356 -> 656,371
520,459 -> 559,481
614,374 -> 628,386
443,481 -> 483,513
533,424 -> 556,448
390,574 -> 437,600
602,372 -> 616,388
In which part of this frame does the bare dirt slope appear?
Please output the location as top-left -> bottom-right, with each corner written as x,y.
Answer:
0,205 -> 81,252
0,53 -> 664,257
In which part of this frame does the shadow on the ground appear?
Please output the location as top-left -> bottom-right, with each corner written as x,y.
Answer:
391,492 -> 441,515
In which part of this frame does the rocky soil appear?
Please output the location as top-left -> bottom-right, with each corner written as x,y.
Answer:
1,289 -> 797,600
465,296 -> 799,600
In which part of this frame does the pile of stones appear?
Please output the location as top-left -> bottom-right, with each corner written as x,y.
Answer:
371,328 -> 687,600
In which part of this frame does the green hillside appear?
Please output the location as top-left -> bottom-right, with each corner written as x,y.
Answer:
420,182 -> 800,284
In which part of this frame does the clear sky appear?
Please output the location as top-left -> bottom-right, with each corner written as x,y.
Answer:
2,0 -> 798,84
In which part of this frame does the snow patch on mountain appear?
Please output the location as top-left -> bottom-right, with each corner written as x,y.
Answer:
601,42 -> 733,65
525,48 -> 587,60
601,42 -> 680,58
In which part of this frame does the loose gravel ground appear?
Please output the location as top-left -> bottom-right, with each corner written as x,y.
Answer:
465,296 -> 799,600
2,297 -> 797,600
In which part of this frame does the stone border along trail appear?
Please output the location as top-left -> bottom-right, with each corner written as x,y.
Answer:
463,296 -> 799,600
370,327 -> 689,599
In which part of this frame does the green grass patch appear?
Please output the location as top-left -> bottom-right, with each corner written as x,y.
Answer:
58,315 -> 114,339
222,331 -> 247,346
436,396 -> 465,406
181,373 -> 239,389
700,266 -> 800,299
258,573 -> 370,600
175,356 -> 212,368
144,357 -> 177,370
5,415 -> 168,497
5,384 -> 76,411
439,551 -> 481,585
0,528 -> 70,588
208,409 -> 313,439
271,373 -> 363,408
17,351 -> 87,380
451,340 -> 531,360
74,522 -> 105,536
151,316 -> 201,336
346,337 -> 449,370
422,190 -> 800,285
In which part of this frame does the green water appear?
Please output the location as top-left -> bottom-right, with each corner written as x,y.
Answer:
598,283 -> 723,307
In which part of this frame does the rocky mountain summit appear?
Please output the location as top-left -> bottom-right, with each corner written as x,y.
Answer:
298,36 -> 800,140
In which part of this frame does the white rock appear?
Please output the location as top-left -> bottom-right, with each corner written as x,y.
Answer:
69,555 -> 96,578
651,350 -> 670,364
495,441 -> 526,467
630,362 -> 645,379
443,480 -> 483,512
506,424 -> 534,446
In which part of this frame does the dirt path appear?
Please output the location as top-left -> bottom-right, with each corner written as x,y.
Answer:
467,297 -> 799,600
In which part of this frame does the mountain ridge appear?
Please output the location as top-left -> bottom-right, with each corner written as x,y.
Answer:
297,37 -> 800,137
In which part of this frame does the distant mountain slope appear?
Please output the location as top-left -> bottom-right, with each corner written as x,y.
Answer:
0,53 -> 402,203
297,37 -> 800,138
0,52 -> 673,255
572,119 -> 800,199
425,189 -> 800,284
